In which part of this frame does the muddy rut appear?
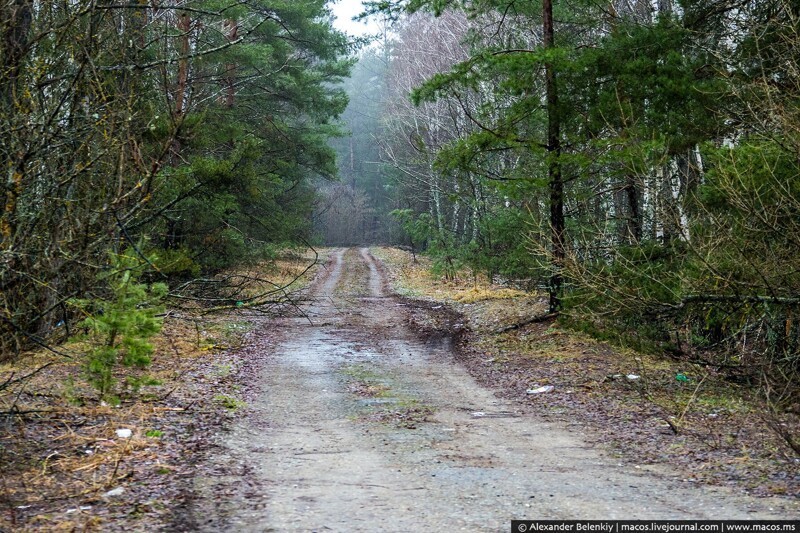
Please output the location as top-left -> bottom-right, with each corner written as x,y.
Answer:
184,248 -> 794,532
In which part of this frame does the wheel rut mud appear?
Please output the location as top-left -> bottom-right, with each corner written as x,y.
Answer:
183,248 -> 795,531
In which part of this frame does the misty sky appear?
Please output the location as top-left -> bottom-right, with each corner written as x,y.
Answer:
329,0 -> 381,36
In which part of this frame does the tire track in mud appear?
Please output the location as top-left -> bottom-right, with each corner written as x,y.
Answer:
184,248 -> 796,532
315,248 -> 346,298
360,247 -> 384,298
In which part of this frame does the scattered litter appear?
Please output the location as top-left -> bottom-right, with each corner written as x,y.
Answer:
103,487 -> 125,498
85,449 -> 94,455
472,411 -> 487,417
527,385 -> 554,394
65,507 -> 90,514
16,505 -> 31,510
115,429 -> 132,439
676,373 -> 691,382
431,305 -> 442,309
626,374 -> 640,380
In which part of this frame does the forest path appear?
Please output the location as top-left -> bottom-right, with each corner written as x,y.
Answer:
186,248 -> 791,531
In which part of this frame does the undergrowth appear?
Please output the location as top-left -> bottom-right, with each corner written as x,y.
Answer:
375,246 -> 800,495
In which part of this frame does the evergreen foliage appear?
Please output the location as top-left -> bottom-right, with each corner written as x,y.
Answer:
348,0 -> 800,401
0,0 -> 352,360
69,251 -> 167,401
3,0 -> 799,406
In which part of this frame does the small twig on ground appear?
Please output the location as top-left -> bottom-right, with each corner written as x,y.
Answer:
1,362 -> 58,392
0,409 -> 55,416
7,372 -> 36,415
493,312 -> 559,334
667,372 -> 708,434
109,452 -> 123,486
1,371 -> 15,389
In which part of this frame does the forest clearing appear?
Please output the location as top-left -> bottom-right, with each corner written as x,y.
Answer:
2,0 -> 799,530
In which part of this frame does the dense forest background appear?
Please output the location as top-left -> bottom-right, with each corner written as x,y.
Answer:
319,0 -> 800,408
2,0 -> 798,409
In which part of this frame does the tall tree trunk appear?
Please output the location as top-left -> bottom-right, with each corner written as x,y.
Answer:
1,0 -> 32,245
349,137 -> 356,189
224,18 -> 238,108
451,179 -> 461,240
613,186 -> 626,243
625,174 -> 642,243
175,13 -> 191,116
170,12 -> 191,167
544,0 -> 564,313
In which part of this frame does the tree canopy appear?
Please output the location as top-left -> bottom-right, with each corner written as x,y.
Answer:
0,0 -> 352,357
322,0 -> 800,404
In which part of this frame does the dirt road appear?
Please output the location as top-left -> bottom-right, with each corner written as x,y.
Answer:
183,248 -> 794,531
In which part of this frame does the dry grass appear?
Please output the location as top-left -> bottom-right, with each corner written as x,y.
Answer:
375,246 -> 800,498
372,247 -> 525,304
224,248 -> 323,300
0,251 -> 323,531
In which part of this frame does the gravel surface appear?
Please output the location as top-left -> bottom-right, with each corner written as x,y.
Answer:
181,248 -> 797,531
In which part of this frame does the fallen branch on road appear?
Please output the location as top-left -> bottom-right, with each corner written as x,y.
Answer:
493,312 -> 559,335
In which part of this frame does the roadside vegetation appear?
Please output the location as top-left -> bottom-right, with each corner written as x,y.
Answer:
1,1 -> 351,360
0,2 -> 347,525
0,252 -> 321,531
2,0 -> 799,525
376,246 -> 800,498
323,0 -> 800,495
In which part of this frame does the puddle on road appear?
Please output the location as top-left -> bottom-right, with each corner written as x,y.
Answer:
358,397 -> 397,406
271,329 -> 388,373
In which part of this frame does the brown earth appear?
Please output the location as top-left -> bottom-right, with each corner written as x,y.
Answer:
0,253 -> 319,531
374,246 -> 800,500
2,247 -> 797,532
177,248 -> 796,531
